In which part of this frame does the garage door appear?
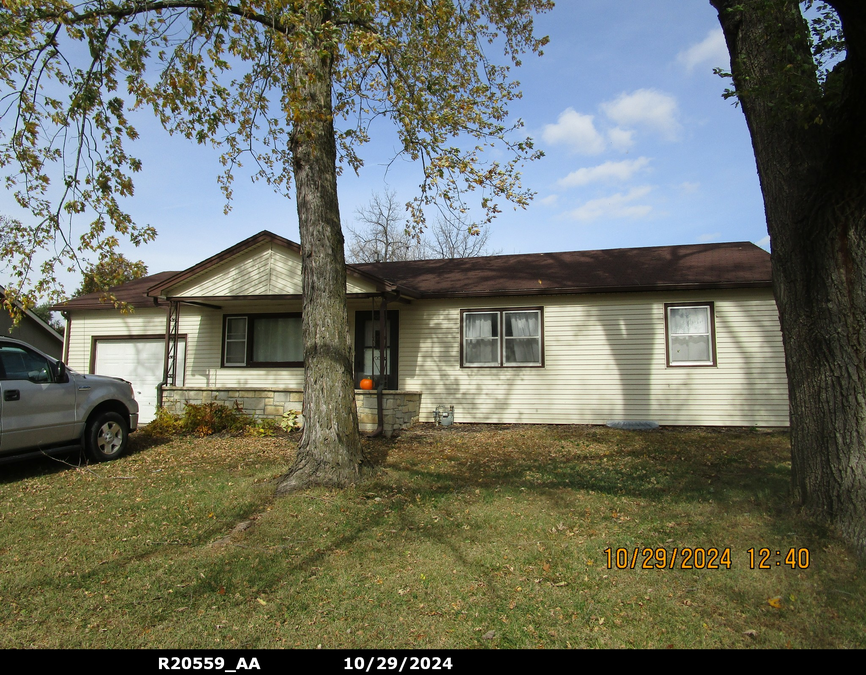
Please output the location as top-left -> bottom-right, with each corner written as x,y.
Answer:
93,338 -> 185,424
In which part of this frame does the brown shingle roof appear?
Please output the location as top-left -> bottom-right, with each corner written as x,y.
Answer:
353,241 -> 772,297
52,240 -> 772,310
51,271 -> 179,311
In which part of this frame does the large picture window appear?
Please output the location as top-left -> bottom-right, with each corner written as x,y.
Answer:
223,314 -> 303,367
665,303 -> 716,366
461,308 -> 543,367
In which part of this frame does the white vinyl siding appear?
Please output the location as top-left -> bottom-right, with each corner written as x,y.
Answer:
169,244 -> 303,297
64,309 -> 167,374
394,289 -> 788,427
165,241 -> 378,298
66,302 -> 308,392
66,288 -> 789,428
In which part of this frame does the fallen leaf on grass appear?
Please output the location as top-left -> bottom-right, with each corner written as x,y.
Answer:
768,597 -> 783,609
483,630 -> 496,640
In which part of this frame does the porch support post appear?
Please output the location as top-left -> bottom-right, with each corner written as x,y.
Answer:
158,300 -> 180,409
372,294 -> 388,437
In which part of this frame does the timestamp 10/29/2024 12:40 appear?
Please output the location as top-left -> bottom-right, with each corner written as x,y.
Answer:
604,547 -> 811,570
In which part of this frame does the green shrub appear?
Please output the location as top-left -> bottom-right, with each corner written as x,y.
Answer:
145,402 -> 297,438
181,401 -> 252,437
244,417 -> 281,437
143,406 -> 182,436
280,409 -> 303,431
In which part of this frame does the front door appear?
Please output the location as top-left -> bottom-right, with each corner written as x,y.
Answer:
354,310 -> 399,389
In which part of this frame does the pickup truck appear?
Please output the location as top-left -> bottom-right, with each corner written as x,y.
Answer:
0,336 -> 139,463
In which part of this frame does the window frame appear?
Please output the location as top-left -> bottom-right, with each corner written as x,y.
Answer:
664,302 -> 717,367
460,307 -> 544,368
221,313 -> 304,368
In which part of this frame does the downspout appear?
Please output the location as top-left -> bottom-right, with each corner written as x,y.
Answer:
156,299 -> 171,410
61,312 -> 71,364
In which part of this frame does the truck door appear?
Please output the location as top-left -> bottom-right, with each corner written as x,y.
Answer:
0,343 -> 77,455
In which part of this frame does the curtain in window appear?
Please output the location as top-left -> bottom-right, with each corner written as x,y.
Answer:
253,317 -> 303,363
669,307 -> 708,335
504,311 -> 540,364
669,307 -> 711,363
464,313 -> 499,364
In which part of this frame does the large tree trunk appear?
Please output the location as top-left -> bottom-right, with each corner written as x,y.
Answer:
275,1 -> 366,494
712,0 -> 866,554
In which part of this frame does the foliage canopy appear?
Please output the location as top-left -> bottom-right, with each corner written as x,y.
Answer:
1,0 -> 549,306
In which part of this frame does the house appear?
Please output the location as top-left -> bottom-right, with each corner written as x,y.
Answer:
55,231 -> 789,430
1,285 -> 64,358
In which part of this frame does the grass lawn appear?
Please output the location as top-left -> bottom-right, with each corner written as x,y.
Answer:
0,424 -> 862,649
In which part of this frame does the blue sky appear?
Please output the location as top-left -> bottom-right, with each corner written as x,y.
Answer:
4,1 -> 770,290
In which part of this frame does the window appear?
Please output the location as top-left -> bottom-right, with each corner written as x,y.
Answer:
461,308 -> 543,367
222,314 -> 303,367
0,343 -> 54,382
665,303 -> 716,366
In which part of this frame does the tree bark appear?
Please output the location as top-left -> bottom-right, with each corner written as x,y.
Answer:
275,1 -> 366,494
711,0 -> 866,554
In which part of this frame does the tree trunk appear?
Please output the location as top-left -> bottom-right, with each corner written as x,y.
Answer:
712,0 -> 866,554
275,2 -> 366,494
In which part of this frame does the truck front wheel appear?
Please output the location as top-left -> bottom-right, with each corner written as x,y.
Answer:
85,412 -> 129,462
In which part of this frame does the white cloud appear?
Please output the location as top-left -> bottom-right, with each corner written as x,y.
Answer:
601,89 -> 682,141
756,235 -> 771,251
566,186 -> 653,222
541,108 -> 606,154
677,181 -> 700,194
539,194 -> 559,206
608,127 -> 635,152
697,232 -> 721,243
677,29 -> 729,73
557,157 -> 651,188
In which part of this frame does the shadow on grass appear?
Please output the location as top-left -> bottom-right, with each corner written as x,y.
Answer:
7,424 -> 862,649
367,425 -> 792,507
0,431 -> 175,485
171,425 -> 797,603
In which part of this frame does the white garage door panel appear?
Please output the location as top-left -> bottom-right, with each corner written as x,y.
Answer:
94,339 -> 185,424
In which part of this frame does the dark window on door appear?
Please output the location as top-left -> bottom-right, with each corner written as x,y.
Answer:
354,310 -> 399,389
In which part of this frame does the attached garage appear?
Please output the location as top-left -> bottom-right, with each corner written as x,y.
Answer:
92,337 -> 186,423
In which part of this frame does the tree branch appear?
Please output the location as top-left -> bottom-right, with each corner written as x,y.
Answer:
28,1 -> 293,37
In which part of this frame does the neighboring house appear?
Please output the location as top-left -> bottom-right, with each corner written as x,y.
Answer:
54,231 -> 789,429
1,286 -> 65,358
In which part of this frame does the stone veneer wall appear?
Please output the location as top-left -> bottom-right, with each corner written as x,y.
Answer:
160,387 -> 421,437
354,390 -> 422,436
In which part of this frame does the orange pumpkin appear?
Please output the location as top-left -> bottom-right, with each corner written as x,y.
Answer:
359,378 -> 374,390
